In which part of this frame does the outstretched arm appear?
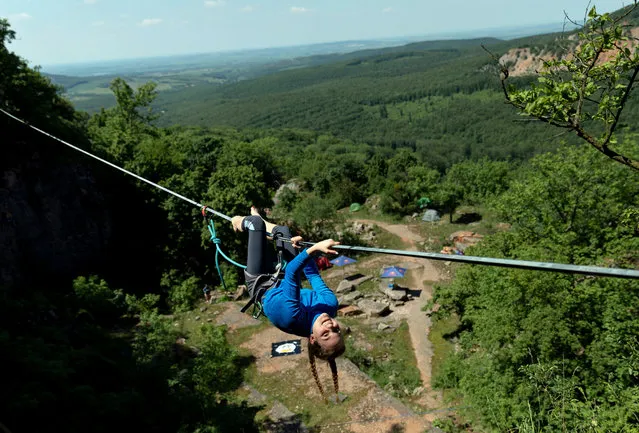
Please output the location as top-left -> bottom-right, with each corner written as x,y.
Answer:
304,239 -> 339,307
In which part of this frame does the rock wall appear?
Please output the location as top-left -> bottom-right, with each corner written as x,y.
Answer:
0,133 -> 112,289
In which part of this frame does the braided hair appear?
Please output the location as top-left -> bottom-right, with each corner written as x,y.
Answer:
307,337 -> 345,402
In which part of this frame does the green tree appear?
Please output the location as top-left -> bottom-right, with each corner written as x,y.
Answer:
88,78 -> 158,163
433,144 -> 639,431
290,193 -> 343,239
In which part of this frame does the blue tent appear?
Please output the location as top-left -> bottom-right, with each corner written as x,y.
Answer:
330,255 -> 357,266
330,255 -> 357,278
380,266 -> 406,278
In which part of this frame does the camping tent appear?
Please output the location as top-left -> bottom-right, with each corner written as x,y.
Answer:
422,209 -> 441,222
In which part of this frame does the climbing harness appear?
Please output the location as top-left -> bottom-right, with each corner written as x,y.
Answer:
3,107 -> 639,280
239,272 -> 278,319
201,205 -> 289,317
239,231 -> 289,319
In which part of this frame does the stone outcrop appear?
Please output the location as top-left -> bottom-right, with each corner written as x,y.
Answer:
357,299 -> 390,317
338,305 -> 364,317
337,290 -> 363,306
1,141 -> 112,289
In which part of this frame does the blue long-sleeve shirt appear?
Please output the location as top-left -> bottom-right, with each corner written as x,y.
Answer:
262,249 -> 338,337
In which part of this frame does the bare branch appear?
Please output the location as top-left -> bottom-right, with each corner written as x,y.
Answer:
604,64 -> 639,145
481,44 -> 511,102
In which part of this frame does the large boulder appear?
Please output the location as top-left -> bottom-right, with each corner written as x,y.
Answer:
379,285 -> 408,301
338,305 -> 364,317
338,290 -> 363,306
357,299 -> 390,317
336,280 -> 356,294
273,180 -> 301,206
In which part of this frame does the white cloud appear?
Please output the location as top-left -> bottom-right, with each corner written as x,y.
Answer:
382,7 -> 393,13
291,6 -> 309,13
84,0 -> 98,4
204,0 -> 225,7
9,12 -> 32,21
92,20 -> 105,26
138,18 -> 163,26
240,5 -> 254,12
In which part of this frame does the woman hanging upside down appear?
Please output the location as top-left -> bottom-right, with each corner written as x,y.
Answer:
231,207 -> 345,401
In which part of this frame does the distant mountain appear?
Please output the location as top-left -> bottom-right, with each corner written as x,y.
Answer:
42,39 -> 418,77
42,20 -> 580,77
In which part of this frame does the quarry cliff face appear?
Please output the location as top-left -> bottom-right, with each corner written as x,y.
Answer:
0,137 -> 112,289
499,26 -> 639,77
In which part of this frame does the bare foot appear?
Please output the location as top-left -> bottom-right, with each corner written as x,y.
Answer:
250,206 -> 278,234
231,215 -> 245,232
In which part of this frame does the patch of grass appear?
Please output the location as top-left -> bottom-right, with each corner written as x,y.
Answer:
353,277 -> 380,295
429,313 -> 460,379
226,319 -> 271,347
242,361 -> 364,427
346,207 -> 404,224
345,320 -> 422,403
174,301 -> 227,344
415,205 -> 506,253
368,225 -> 408,251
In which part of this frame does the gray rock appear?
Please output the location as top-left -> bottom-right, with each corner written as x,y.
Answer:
379,286 -> 408,301
336,280 -> 355,294
194,316 -> 201,321
338,291 -> 362,307
338,305 -> 364,317
200,306 -> 207,312
358,299 -> 390,317
377,322 -> 391,331
348,274 -> 374,286
343,290 -> 362,303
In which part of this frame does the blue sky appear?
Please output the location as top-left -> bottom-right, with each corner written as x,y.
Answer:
1,0 -> 630,66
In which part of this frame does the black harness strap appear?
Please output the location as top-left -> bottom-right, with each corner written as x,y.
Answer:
240,232 -> 289,319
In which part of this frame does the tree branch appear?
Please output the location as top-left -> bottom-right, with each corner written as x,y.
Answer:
605,64 -> 639,145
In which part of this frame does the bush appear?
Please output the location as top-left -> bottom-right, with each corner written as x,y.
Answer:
162,270 -> 202,313
73,275 -> 125,323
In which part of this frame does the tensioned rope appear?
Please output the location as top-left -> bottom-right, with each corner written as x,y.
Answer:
3,108 -> 639,280
294,241 -> 639,279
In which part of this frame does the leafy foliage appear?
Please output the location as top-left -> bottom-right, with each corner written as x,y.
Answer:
502,2 -> 639,171
432,144 -> 639,431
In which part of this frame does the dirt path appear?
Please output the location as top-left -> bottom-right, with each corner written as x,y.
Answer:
354,219 -> 443,410
354,219 -> 425,246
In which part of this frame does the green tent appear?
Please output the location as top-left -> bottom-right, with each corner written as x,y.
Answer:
417,197 -> 432,209
349,203 -> 361,212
